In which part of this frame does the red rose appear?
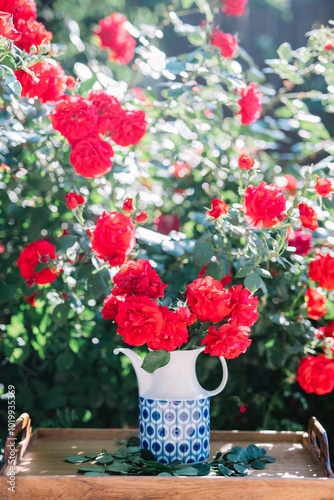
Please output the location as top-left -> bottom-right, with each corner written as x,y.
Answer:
17,240 -> 58,286
318,320 -> 334,340
280,174 -> 297,195
65,192 -> 85,209
50,95 -> 98,144
298,203 -> 318,231
69,135 -> 114,178
187,276 -> 232,323
207,198 -> 229,219
325,43 -> 333,51
242,181 -> 287,228
24,290 -> 38,307
287,229 -> 312,256
229,285 -> 259,327
0,12 -> 21,41
115,296 -> 164,346
202,324 -> 251,358
87,90 -> 122,136
315,176 -> 334,200
305,288 -> 327,321
15,17 -> 52,53
297,355 -> 334,395
169,161 -> 191,178
102,293 -> 125,320
93,12 -> 136,65
15,61 -> 67,104
66,75 -> 77,89
123,197 -> 135,212
112,109 -> 147,147
135,210 -> 148,223
129,87 -> 152,106
210,30 -> 238,58
91,211 -> 136,266
220,0 -> 248,16
112,259 -> 167,299
0,0 -> 37,21
147,306 -> 196,351
154,214 -> 181,235
309,253 -> 334,291
238,153 -> 255,170
237,82 -> 263,125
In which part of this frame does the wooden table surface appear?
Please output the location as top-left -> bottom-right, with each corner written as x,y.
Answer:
1,427 -> 333,499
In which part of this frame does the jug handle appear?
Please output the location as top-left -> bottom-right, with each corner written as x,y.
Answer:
198,351 -> 228,397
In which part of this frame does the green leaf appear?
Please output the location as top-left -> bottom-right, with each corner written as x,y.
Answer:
141,350 -> 171,374
218,464 -> 234,476
85,453 -> 99,459
234,464 -> 249,474
78,466 -> 104,473
193,463 -> 211,475
96,454 -> 113,463
168,460 -> 183,466
84,472 -> 107,476
177,466 -> 199,476
65,455 -> 90,463
235,266 -> 253,279
86,273 -> 108,299
168,86 -> 187,99
127,446 -> 140,454
127,437 -> 140,447
106,462 -> 130,473
165,60 -> 187,75
1,56 -> 16,70
244,271 -> 262,293
263,456 -> 276,463
204,260 -> 224,281
277,42 -> 292,62
181,0 -> 194,7
157,472 -> 173,476
187,31 -> 206,46
56,351 -> 74,372
52,303 -> 70,328
144,461 -> 166,470
251,460 -> 267,470
193,240 -> 215,267
227,446 -> 249,463
256,268 -> 272,279
140,449 -> 157,461
247,444 -> 264,460
80,75 -> 97,95
8,79 -> 21,96
56,235 -> 78,251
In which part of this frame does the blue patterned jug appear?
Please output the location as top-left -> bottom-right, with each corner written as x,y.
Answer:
114,347 -> 228,464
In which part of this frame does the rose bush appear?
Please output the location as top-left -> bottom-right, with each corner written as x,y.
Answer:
1,0 -> 334,451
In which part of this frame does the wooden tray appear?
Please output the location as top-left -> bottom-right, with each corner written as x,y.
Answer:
0,414 -> 333,499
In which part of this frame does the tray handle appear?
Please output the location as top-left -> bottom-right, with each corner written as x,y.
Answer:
0,412 -> 32,475
308,416 -> 334,478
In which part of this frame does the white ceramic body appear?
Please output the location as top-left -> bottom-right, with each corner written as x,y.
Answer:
114,346 -> 228,463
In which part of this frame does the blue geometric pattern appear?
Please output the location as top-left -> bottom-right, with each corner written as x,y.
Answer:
139,397 -> 210,464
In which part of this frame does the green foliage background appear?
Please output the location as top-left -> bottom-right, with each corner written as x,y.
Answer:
1,0 -> 334,464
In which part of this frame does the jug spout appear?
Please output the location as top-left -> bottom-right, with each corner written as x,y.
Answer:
114,348 -> 151,396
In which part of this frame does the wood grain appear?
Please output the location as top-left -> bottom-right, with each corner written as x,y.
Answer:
4,428 -> 325,478
8,476 -> 334,500
1,427 -> 333,499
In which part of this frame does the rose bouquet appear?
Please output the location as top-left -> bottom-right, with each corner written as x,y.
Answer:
101,258 -> 259,370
